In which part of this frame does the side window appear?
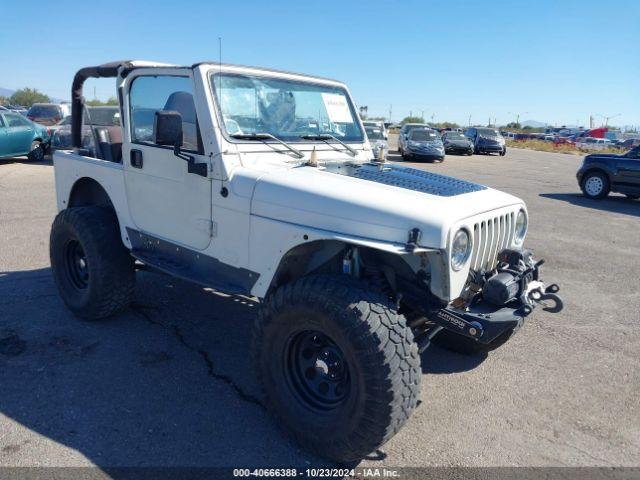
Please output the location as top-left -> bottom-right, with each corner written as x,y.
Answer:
6,115 -> 24,127
129,75 -> 201,152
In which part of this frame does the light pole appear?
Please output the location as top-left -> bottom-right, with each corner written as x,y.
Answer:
596,113 -> 621,127
508,111 -> 528,127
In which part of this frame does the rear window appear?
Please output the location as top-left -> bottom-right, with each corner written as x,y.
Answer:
365,127 -> 384,140
28,105 -> 60,118
410,130 -> 438,141
86,107 -> 120,126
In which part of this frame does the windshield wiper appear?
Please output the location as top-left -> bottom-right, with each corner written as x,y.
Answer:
300,134 -> 357,157
231,133 -> 304,159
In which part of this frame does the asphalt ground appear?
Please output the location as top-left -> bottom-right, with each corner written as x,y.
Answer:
0,137 -> 638,473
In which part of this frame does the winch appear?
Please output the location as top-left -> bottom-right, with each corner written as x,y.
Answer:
482,248 -> 563,313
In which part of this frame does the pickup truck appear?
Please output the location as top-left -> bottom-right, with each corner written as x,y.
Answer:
50,60 -> 563,462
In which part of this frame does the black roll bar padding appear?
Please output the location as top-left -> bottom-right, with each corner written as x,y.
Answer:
71,61 -> 132,148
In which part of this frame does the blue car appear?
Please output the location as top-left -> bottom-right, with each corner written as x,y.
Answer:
0,111 -> 51,161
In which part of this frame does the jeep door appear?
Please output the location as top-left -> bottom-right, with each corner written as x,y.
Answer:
122,70 -> 212,251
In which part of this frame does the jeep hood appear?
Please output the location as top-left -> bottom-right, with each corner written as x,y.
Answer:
251,163 -> 524,248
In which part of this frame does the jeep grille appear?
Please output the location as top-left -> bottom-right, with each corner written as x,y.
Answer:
469,212 -> 516,272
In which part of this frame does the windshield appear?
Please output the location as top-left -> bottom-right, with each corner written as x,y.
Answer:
477,128 -> 501,137
410,129 -> 438,141
212,73 -> 364,142
28,105 -> 60,118
365,127 -> 384,140
444,133 -> 466,140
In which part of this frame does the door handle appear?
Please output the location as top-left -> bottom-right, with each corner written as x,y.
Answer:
130,149 -> 143,168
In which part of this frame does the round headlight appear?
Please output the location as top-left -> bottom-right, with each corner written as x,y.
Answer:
514,210 -> 527,244
451,229 -> 471,271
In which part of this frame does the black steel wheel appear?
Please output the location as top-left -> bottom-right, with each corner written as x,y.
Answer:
254,274 -> 421,462
64,239 -> 90,290
50,206 -> 135,319
285,330 -> 350,411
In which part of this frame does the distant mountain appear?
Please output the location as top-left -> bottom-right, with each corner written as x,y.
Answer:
521,119 -> 548,128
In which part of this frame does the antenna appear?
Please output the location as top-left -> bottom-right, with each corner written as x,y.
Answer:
218,37 -> 222,111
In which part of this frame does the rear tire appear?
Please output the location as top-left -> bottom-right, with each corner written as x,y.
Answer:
253,274 -> 421,462
581,171 -> 610,199
27,141 -> 44,162
434,327 -> 515,355
50,206 -> 135,320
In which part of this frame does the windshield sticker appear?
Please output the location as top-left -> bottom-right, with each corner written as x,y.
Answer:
321,93 -> 353,123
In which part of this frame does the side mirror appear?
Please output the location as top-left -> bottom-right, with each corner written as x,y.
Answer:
153,110 -> 183,153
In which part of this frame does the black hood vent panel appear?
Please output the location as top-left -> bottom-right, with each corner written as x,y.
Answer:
350,164 -> 486,197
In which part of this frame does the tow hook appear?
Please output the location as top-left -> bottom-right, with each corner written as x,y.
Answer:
527,282 -> 564,313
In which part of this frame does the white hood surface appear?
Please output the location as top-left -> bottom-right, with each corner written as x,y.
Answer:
251,163 -> 524,248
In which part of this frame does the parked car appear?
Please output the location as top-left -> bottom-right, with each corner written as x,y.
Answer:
614,138 -> 640,151
364,126 -> 388,160
576,137 -> 612,151
50,59 -> 564,463
3,104 -> 27,114
401,128 -> 444,161
397,123 -> 430,155
464,127 -> 506,155
0,111 -> 51,161
442,131 -> 473,155
26,103 -> 68,126
51,107 -> 120,154
362,120 -> 388,139
577,145 -> 640,199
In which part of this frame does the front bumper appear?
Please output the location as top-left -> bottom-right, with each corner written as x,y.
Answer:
405,149 -> 445,160
426,262 -> 563,344
431,302 -> 526,344
445,144 -> 473,153
477,143 -> 505,152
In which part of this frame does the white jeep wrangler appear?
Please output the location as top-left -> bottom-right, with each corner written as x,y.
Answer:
50,60 -> 563,462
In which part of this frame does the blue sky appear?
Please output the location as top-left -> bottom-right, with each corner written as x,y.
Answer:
1,0 -> 638,128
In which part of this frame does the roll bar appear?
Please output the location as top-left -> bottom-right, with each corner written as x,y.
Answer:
71,61 -> 132,148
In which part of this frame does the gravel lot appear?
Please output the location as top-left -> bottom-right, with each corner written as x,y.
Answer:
0,138 -> 638,470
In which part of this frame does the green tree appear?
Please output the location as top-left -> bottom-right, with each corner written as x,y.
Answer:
9,88 -> 50,107
86,96 -> 119,107
505,121 -> 521,129
401,116 -> 425,124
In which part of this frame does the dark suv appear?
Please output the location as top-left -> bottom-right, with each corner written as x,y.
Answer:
576,145 -> 640,199
464,127 -> 506,155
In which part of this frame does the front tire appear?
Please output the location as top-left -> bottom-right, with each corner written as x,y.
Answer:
50,206 -> 135,320
253,274 -> 421,462
581,171 -> 610,199
27,141 -> 44,162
